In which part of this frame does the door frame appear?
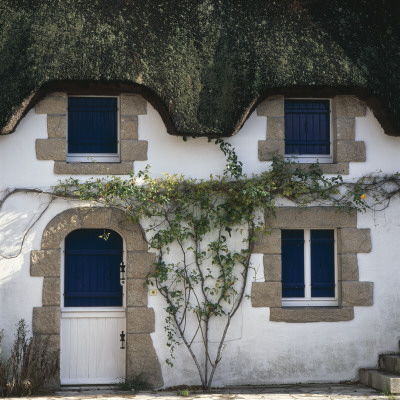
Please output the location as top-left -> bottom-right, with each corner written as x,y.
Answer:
30,207 -> 163,388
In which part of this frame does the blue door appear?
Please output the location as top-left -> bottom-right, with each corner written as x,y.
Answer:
64,229 -> 123,307
61,229 -> 126,384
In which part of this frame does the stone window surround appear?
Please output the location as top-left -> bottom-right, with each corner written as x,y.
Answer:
30,207 -> 163,388
257,95 -> 367,175
251,207 -> 373,323
35,92 -> 148,175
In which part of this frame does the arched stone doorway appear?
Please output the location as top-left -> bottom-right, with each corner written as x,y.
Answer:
30,207 -> 163,387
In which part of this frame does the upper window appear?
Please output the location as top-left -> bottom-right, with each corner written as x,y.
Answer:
281,229 -> 337,307
67,97 -> 119,162
64,229 -> 124,307
284,99 -> 332,163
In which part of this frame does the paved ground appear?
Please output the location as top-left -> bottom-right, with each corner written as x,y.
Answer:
9,383 -> 399,400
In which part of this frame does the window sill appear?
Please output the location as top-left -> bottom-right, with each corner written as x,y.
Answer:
66,154 -> 120,163
285,155 -> 333,164
269,306 -> 354,323
54,161 -> 133,175
66,159 -> 121,163
287,162 -> 350,175
282,299 -> 338,307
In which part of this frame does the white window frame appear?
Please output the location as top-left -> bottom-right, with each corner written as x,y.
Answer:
66,95 -> 120,163
284,98 -> 333,164
282,229 -> 338,307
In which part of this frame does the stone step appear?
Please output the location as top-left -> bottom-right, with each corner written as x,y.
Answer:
380,354 -> 400,375
359,368 -> 400,394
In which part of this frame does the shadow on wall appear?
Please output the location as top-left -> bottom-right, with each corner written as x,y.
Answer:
0,192 -> 54,283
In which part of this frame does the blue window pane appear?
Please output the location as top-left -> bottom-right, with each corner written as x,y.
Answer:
282,230 -> 305,298
65,229 -> 123,307
285,100 -> 330,155
68,97 -> 118,154
311,230 -> 335,297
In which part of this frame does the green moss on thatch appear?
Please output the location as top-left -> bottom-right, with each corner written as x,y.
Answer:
0,0 -> 399,136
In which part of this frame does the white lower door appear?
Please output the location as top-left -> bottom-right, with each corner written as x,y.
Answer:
60,310 -> 126,385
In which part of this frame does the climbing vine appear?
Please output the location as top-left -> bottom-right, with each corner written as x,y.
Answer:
2,141 -> 400,389
53,140 -> 400,389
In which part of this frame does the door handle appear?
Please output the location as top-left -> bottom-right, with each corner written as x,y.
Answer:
120,330 -> 125,349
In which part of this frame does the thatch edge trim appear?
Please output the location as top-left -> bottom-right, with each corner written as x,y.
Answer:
1,81 -> 397,138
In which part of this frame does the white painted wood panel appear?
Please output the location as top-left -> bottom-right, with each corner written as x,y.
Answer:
61,310 -> 126,385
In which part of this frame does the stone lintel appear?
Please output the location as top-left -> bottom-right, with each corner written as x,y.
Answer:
35,92 -> 67,115
121,115 -> 138,140
126,279 -> 148,307
47,115 -> 67,138
121,140 -> 148,161
253,229 -> 281,254
54,161 -> 133,175
109,208 -> 145,241
267,207 -> 356,229
32,307 -> 60,334
36,139 -> 66,161
251,282 -> 282,307
42,278 -> 60,306
270,306 -> 354,323
31,249 -> 61,277
263,254 -> 281,281
126,333 -> 163,388
258,140 -> 285,161
79,207 -> 112,228
109,208 -> 129,231
41,208 -> 81,249
342,281 -> 373,306
126,307 -> 155,333
257,96 -> 284,117
120,94 -> 147,115
340,228 -> 371,253
127,252 -> 156,278
333,96 -> 367,118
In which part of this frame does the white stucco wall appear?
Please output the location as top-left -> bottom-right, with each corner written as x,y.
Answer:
1,100 -> 400,386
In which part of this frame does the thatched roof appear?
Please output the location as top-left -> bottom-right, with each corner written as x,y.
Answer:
1,0 -> 399,137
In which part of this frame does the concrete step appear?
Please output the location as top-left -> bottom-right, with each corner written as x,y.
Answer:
380,354 -> 400,375
359,368 -> 400,394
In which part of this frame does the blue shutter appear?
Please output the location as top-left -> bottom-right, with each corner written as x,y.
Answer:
285,100 -> 330,155
311,230 -> 335,297
68,97 -> 118,154
65,229 -> 123,307
281,230 -> 305,298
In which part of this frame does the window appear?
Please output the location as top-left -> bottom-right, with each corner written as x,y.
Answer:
67,97 -> 119,162
281,229 -> 337,306
284,99 -> 332,163
64,229 -> 124,307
